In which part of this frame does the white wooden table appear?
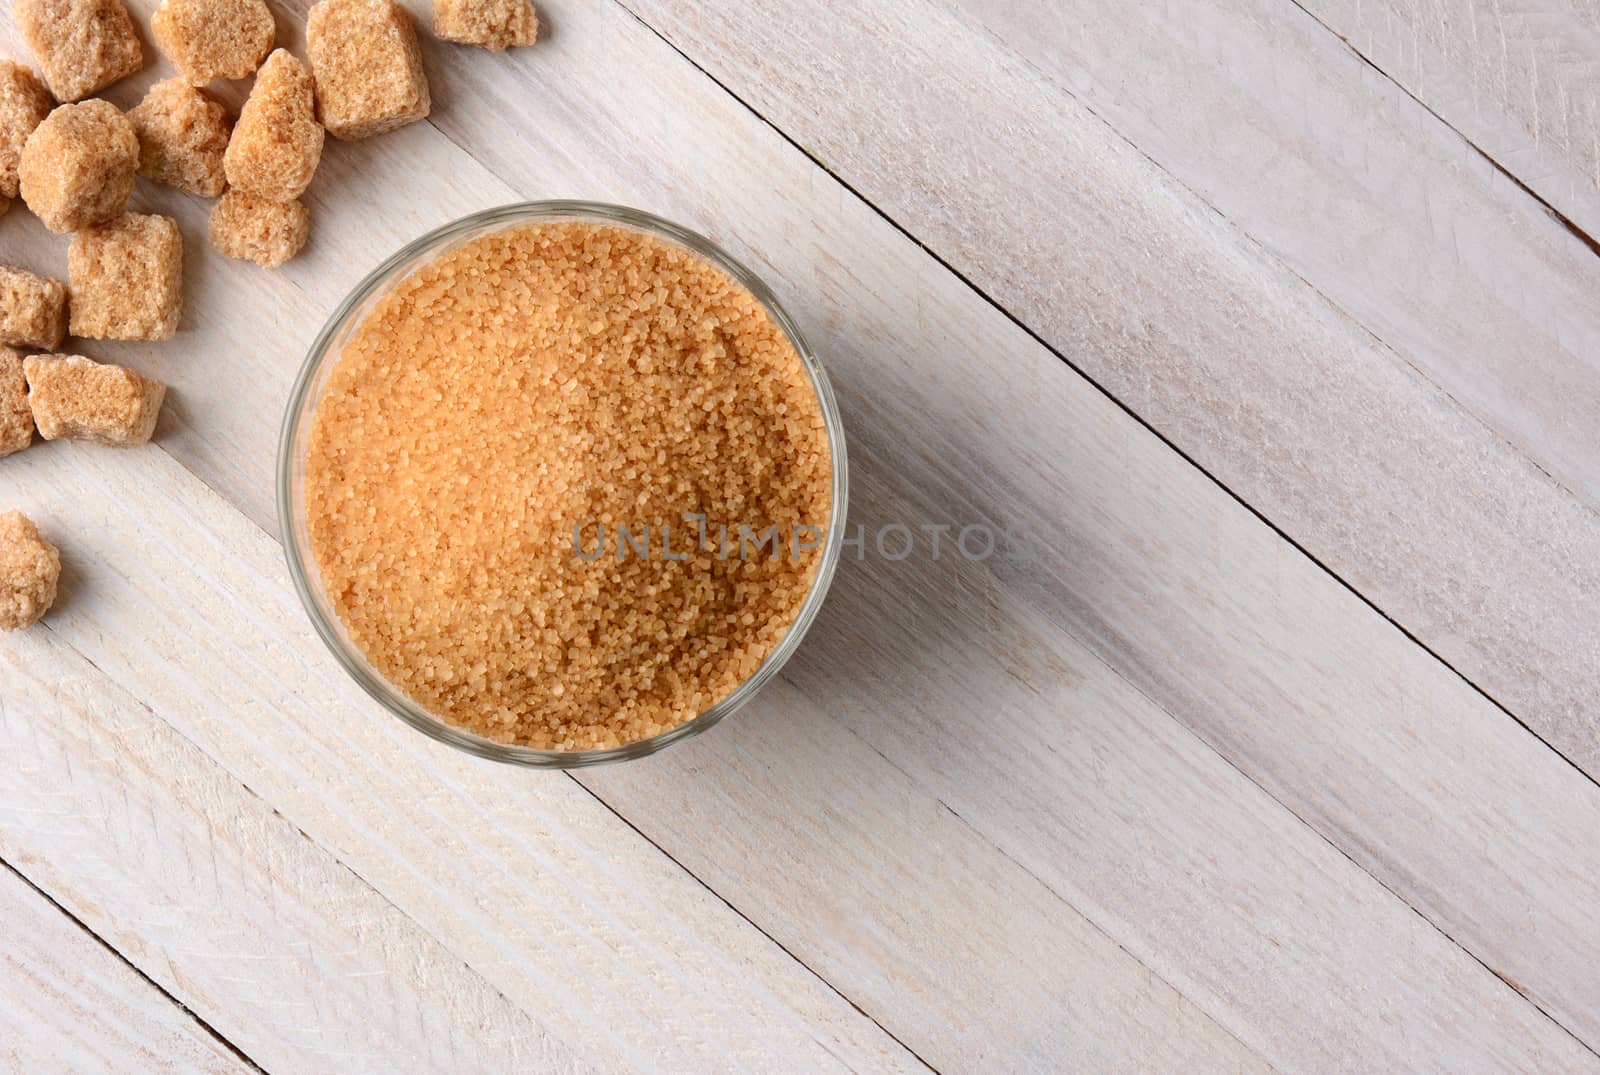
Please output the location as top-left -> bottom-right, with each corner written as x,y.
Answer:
4,0 -> 1600,1070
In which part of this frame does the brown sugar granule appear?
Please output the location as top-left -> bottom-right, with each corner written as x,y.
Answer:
223,49 -> 323,201
19,100 -> 138,233
0,266 -> 69,350
433,0 -> 538,51
306,221 -> 833,750
69,213 -> 184,340
15,0 -> 143,102
24,352 -> 165,444
0,348 -> 34,457
128,79 -> 232,197
208,190 -> 308,268
307,0 -> 430,141
0,61 -> 54,201
151,0 -> 274,84
0,510 -> 60,630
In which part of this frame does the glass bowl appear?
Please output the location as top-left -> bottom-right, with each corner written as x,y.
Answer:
277,201 -> 848,768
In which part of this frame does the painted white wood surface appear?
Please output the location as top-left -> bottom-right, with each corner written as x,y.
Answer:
1301,0 -> 1600,241
0,0 -> 1597,1070
940,0 -> 1600,511
623,0 -> 1600,780
1,625 -> 597,1073
0,865 -> 250,1074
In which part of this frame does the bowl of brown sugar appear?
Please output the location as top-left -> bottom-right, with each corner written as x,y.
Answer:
278,202 -> 846,767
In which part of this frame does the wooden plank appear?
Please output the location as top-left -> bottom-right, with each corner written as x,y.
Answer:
3,0 -> 1598,1068
0,863 -> 252,1074
614,0 -> 1600,792
1297,0 -> 1600,242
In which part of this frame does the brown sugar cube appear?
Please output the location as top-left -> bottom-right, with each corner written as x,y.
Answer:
307,0 -> 430,141
223,50 -> 323,201
19,101 -> 138,233
15,0 -> 144,102
433,0 -> 538,51
151,0 -> 275,85
1,61 -> 55,200
0,267 -> 69,351
24,353 -> 165,445
0,510 -> 60,631
127,79 -> 232,197
69,214 -> 184,340
0,349 -> 34,457
209,190 -> 309,268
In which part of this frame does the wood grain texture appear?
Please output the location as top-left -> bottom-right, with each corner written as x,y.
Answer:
591,678 -> 1275,1074
1299,0 -> 1600,241
618,0 -> 1600,779
946,0 -> 1600,514
8,1 -> 1600,1069
2,0 -> 1598,1068
0,632 -> 600,1074
0,865 -> 250,1074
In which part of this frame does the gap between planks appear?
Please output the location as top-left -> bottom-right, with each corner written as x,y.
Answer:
1286,0 -> 1600,249
0,857 -> 267,1075
1280,0 -> 1600,265
564,778 -> 943,1074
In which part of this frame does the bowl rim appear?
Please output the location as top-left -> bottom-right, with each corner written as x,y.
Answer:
275,200 -> 849,769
